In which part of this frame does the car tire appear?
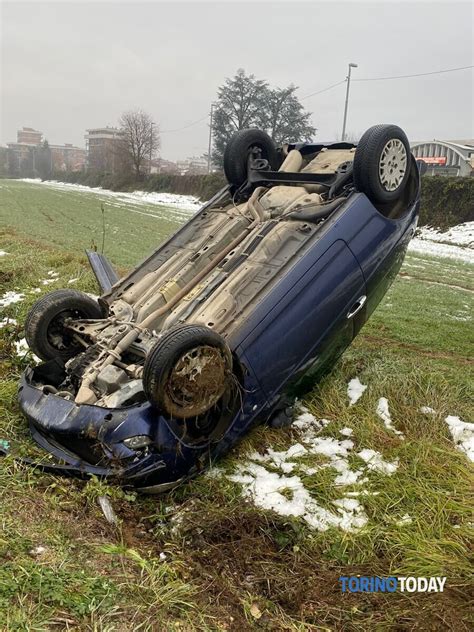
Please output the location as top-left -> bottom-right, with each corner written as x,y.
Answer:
223,128 -> 279,187
353,124 -> 411,204
143,324 -> 233,419
25,289 -> 103,361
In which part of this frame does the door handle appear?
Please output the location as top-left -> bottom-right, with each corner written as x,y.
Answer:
347,295 -> 367,319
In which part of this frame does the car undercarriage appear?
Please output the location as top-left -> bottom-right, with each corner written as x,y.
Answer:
14,124 -> 420,489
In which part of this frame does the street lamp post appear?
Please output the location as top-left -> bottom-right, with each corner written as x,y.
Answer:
341,62 -> 358,142
207,103 -> 215,174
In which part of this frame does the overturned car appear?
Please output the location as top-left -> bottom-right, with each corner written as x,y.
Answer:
16,124 -> 420,491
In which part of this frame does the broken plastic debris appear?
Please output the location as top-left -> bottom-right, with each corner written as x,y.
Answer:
98,496 -> 119,525
0,439 -> 10,451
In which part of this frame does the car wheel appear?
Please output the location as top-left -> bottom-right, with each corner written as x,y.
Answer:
143,324 -> 233,419
25,289 -> 103,361
353,124 -> 411,204
223,128 -> 278,187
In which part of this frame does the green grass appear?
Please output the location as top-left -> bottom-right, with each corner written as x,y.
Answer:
0,181 -> 473,630
0,179 -> 192,268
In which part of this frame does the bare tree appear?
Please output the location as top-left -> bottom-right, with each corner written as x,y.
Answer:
119,109 -> 160,178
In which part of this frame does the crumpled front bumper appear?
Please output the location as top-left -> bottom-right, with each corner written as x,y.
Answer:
15,368 -> 219,491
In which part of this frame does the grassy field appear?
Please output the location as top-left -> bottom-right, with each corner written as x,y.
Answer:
0,180 -> 473,630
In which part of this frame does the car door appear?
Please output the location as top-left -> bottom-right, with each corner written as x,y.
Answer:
240,239 -> 366,404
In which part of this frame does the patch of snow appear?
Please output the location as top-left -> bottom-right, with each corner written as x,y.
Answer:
445,415 -> 474,462
340,427 -> 353,437
376,397 -> 404,437
420,406 -> 436,415
347,377 -> 367,406
357,449 -> 399,475
0,250 -> 8,256
41,278 -> 58,286
30,288 -> 41,294
159,552 -> 167,561
228,402 -> 401,532
20,178 -> 202,213
0,291 -> 25,308
47,270 -> 59,278
29,546 -> 46,556
417,222 -> 474,248
229,462 -> 368,532
14,338 -> 40,362
407,238 -> 474,264
396,514 -> 413,526
68,278 -> 79,284
0,317 -> 17,328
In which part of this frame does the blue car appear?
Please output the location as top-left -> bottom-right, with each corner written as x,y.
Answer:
15,124 -> 419,492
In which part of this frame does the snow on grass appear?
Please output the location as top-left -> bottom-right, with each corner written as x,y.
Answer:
417,222 -> 474,248
357,449 -> 399,475
420,406 -> 436,415
0,291 -> 25,309
0,317 -> 17,328
406,222 -> 474,263
0,250 -> 8,256
229,462 -> 368,532
445,415 -> 474,462
226,408 -> 400,532
396,514 -> 413,526
347,377 -> 367,406
14,338 -> 40,363
20,179 -> 201,213
408,238 -> 473,264
376,397 -> 404,438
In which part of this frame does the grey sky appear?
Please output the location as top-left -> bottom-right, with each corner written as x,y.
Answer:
1,1 -> 473,161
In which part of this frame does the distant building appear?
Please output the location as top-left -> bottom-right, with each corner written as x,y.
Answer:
6,127 -> 85,175
148,157 -> 179,175
17,127 -> 43,145
411,139 -> 474,176
50,143 -> 86,172
176,156 -> 208,175
85,127 -> 123,173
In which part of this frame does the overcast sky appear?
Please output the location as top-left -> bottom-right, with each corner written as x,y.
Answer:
1,1 -> 472,160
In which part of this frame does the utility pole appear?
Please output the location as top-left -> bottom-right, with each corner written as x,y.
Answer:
207,102 -> 215,174
341,62 -> 358,142
149,121 -> 153,175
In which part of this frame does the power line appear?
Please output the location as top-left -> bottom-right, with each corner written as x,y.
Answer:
354,64 -> 473,82
161,114 -> 208,134
300,79 -> 346,100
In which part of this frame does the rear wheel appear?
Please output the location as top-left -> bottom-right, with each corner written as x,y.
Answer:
353,124 -> 411,204
143,324 -> 233,419
25,289 -> 103,361
223,128 -> 278,187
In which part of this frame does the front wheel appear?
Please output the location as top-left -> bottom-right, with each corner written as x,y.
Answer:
25,289 -> 103,361
143,324 -> 233,419
353,124 -> 411,204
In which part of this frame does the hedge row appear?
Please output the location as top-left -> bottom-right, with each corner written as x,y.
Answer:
47,171 -> 473,228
